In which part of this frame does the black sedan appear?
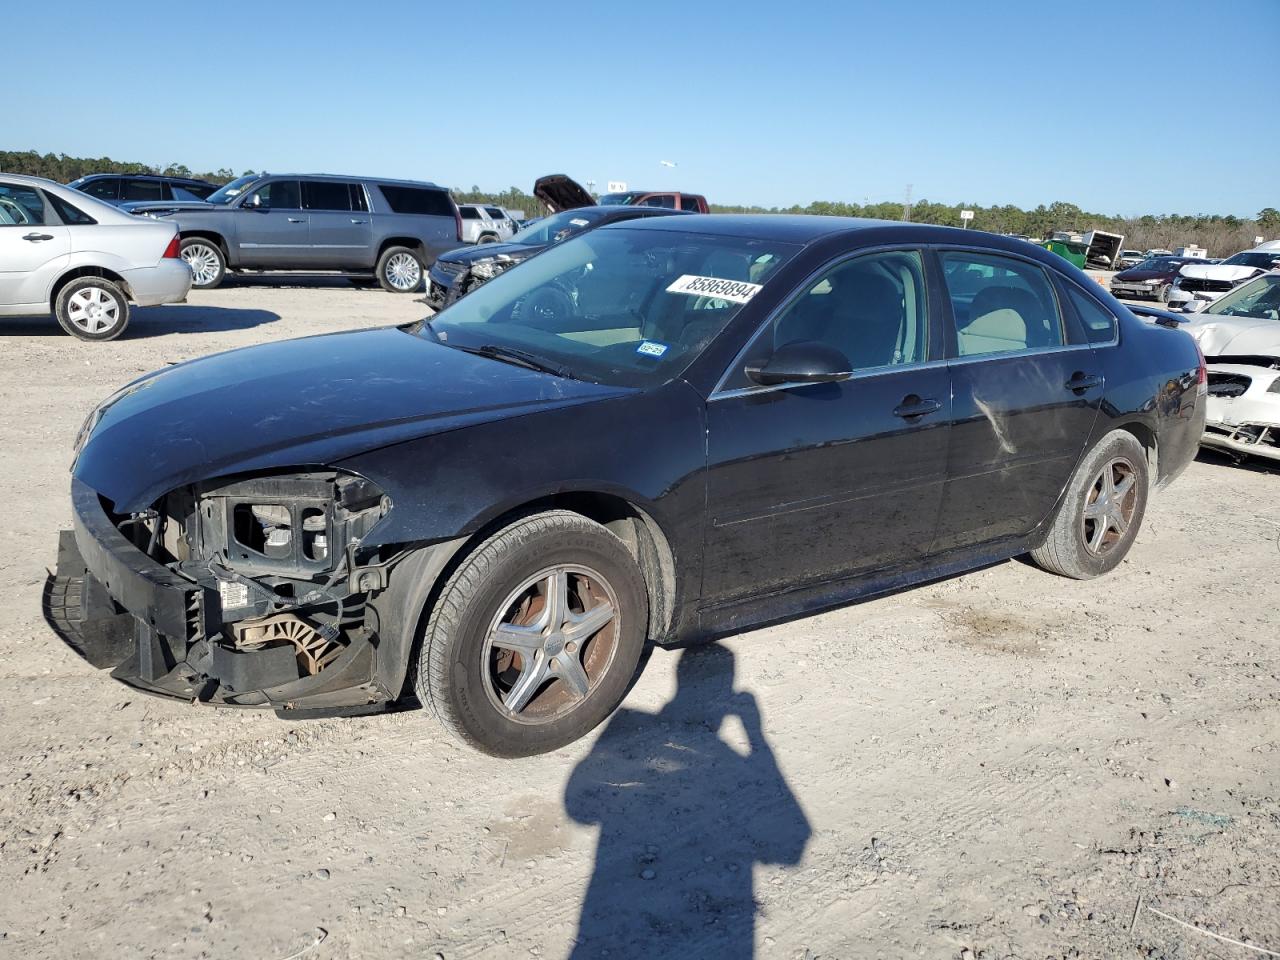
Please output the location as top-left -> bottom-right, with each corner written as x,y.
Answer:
1110,255 -> 1213,302
425,205 -> 690,309
53,216 -> 1206,756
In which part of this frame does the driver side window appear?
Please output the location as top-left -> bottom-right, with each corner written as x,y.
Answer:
246,180 -> 300,210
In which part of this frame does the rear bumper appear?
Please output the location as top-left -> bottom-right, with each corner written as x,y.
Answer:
47,478 -> 388,717
121,260 -> 192,307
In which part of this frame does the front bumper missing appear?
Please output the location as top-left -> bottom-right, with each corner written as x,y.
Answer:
1201,422 -> 1280,461
47,479 -> 390,717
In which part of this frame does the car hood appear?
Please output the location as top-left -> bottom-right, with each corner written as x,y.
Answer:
533,174 -> 595,213
73,326 -> 628,511
1115,267 -> 1172,282
1179,263 -> 1261,282
438,241 -> 542,268
1181,315 -> 1280,359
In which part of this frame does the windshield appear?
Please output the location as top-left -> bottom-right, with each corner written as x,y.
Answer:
1137,257 -> 1184,271
1223,251 -> 1280,269
510,209 -> 605,246
424,227 -> 800,387
205,175 -> 261,205
1204,274 -> 1280,320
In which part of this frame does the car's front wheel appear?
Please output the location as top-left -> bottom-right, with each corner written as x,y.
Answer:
179,237 -> 226,289
414,511 -> 648,757
376,246 -> 425,293
1029,430 -> 1149,579
54,277 -> 130,341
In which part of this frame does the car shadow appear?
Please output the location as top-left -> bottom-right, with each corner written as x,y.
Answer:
1195,447 -> 1280,475
0,305 -> 281,339
564,644 -> 810,958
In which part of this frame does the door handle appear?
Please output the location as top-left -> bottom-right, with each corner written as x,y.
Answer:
350,218 -> 367,224
1065,372 -> 1102,393
23,233 -> 54,242
893,395 -> 942,419
287,217 -> 306,223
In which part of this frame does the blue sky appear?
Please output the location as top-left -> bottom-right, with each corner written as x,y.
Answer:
7,0 -> 1276,217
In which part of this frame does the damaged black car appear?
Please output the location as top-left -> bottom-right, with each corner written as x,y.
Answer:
51,216 -> 1206,756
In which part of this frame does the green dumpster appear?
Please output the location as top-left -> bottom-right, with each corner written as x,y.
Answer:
1041,239 -> 1088,269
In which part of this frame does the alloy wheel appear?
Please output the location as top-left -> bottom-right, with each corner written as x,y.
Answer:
384,253 -> 421,291
65,286 -> 121,335
182,243 -> 221,286
1081,457 -> 1138,555
481,565 -> 620,724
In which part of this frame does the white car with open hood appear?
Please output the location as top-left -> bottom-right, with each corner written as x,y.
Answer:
0,174 -> 191,341
1179,272 -> 1280,461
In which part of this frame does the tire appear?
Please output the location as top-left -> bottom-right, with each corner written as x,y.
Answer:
414,511 -> 648,757
54,277 -> 130,341
179,237 -> 226,289
1029,430 -> 1149,580
376,246 -> 425,293
477,233 -> 500,244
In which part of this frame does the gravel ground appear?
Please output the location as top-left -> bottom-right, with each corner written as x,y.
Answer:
1,279 -> 1277,960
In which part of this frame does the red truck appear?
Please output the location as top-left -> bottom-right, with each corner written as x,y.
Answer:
534,174 -> 709,214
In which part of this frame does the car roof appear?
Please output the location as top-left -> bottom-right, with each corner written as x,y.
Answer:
74,173 -> 213,185
259,174 -> 443,188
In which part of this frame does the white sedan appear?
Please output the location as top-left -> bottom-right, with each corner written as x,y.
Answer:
0,174 -> 191,341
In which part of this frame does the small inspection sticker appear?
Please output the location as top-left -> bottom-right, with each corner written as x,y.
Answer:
636,340 -> 669,358
666,274 -> 763,304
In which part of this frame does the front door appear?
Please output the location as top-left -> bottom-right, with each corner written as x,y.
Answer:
931,248 -> 1103,553
235,179 -> 308,267
0,181 -> 70,309
702,248 -> 950,606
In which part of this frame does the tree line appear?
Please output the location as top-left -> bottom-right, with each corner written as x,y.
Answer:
4,150 -> 1274,257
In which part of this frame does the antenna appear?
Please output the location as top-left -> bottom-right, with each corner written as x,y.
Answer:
902,184 -> 914,222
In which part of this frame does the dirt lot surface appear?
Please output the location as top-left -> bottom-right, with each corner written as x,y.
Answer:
2,280 -> 1278,960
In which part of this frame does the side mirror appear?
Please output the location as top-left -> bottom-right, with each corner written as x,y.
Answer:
744,341 -> 852,387
244,194 -> 264,209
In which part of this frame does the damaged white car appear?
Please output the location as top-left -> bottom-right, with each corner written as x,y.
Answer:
1179,272 -> 1280,462
1168,245 -> 1280,310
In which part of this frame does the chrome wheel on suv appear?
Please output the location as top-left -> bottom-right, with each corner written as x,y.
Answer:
376,246 -> 425,293
178,238 -> 226,289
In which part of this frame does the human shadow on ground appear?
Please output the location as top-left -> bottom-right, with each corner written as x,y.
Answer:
565,644 -> 810,959
0,306 -> 280,339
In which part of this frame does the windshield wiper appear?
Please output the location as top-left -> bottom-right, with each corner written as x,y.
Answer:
458,343 -> 573,378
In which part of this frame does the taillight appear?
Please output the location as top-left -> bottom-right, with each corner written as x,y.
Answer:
1194,340 -> 1207,393
162,234 -> 181,259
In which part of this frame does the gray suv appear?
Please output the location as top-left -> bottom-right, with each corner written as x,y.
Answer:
126,174 -> 462,292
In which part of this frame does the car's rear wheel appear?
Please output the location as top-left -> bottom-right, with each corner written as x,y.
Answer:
414,511 -> 648,757
376,246 -> 424,293
477,233 -> 500,244
54,277 -> 130,341
179,238 -> 226,289
1029,430 -> 1149,579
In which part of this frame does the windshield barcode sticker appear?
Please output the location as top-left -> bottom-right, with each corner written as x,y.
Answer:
666,274 -> 763,304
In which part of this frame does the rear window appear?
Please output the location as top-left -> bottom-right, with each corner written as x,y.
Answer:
378,184 -> 454,217
679,195 -> 704,212
460,207 -> 482,220
485,207 -> 505,219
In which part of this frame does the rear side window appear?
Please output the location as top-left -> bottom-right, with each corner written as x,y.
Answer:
302,180 -> 354,211
1065,285 -> 1118,344
122,179 -> 164,202
78,178 -> 120,201
459,207 -> 481,220
679,195 -> 703,212
0,183 -> 48,225
485,207 -> 505,219
941,251 -> 1064,357
378,184 -> 454,217
46,191 -> 96,225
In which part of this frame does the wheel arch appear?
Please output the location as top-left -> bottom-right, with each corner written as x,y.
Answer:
50,266 -> 131,310
1115,420 -> 1158,490
372,489 -> 678,701
377,236 -> 427,259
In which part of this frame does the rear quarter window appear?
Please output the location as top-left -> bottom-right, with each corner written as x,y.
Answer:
1064,284 -> 1118,344
378,185 -> 454,217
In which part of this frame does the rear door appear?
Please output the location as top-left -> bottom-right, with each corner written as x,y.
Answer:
0,181 -> 71,309
702,247 -> 950,604
931,248 -> 1103,553
235,179 -> 307,266
303,180 -> 371,268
